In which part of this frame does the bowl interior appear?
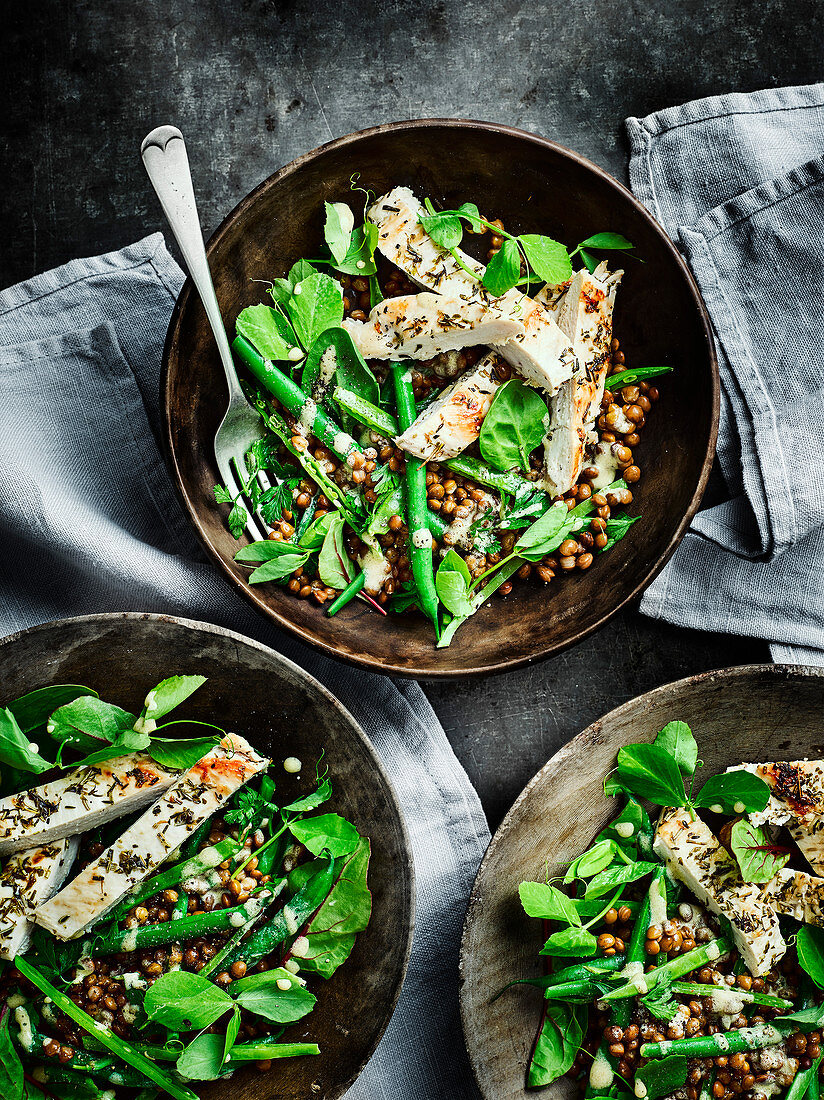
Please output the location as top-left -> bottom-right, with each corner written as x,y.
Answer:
163,119 -> 717,676
0,613 -> 412,1100
459,664 -> 824,1100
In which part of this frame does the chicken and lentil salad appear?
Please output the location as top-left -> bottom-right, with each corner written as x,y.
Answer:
0,676 -> 370,1099
214,182 -> 672,647
511,723 -> 824,1100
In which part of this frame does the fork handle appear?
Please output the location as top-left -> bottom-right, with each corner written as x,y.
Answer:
141,125 -> 244,403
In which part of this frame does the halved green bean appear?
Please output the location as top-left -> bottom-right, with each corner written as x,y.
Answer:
222,857 -> 335,970
333,387 -> 398,437
604,365 -> 673,391
670,982 -> 794,1010
14,958 -> 196,1100
198,879 -> 286,978
444,454 -> 542,498
95,890 -> 277,955
392,364 -> 439,634
226,1040 -> 320,1061
234,336 -> 360,461
601,936 -> 732,1002
109,837 -> 241,922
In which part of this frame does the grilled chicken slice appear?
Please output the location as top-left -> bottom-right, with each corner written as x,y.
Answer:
762,868 -> 824,926
538,264 -> 622,496
395,352 -> 502,460
728,761 -> 824,875
0,838 -> 79,959
368,187 -> 576,392
343,293 -> 523,361
654,807 -> 786,976
0,755 -> 184,857
36,734 -> 268,939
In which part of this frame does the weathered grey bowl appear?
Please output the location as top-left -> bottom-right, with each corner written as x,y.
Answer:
459,664 -> 824,1100
0,613 -> 413,1100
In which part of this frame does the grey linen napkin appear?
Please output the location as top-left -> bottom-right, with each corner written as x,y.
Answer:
625,83 -> 824,664
0,235 -> 488,1099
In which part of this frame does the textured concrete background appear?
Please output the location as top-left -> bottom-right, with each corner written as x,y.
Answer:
5,0 -> 821,828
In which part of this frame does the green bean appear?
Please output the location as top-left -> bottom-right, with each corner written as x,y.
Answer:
808,1057 -> 822,1100
295,492 -> 318,539
225,1040 -> 320,1061
333,387 -> 398,437
95,890 -> 277,955
601,936 -> 732,1002
392,364 -> 439,634
234,336 -> 360,461
14,958 -> 196,1100
109,837 -> 241,922
327,571 -> 366,616
197,880 -> 286,979
222,857 -> 335,970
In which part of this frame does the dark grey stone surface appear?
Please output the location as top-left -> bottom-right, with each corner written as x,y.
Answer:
6,0 -> 815,828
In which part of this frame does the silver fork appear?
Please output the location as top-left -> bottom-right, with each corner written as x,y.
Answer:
141,124 -> 271,543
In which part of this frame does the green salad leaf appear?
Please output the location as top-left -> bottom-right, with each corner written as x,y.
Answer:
479,379 -> 548,474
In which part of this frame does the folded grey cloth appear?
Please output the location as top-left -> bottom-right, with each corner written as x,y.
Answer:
626,83 -> 824,663
0,235 -> 488,1099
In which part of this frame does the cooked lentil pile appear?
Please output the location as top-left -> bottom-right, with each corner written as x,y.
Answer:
515,724 -> 824,1100
217,184 -> 671,646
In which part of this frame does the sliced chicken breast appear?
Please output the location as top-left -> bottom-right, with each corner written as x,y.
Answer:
762,867 -> 824,926
343,293 -> 523,361
0,838 -> 79,959
395,352 -> 502,460
368,187 -> 576,392
654,807 -> 785,976
539,264 -> 622,496
729,761 -> 824,875
36,734 -> 269,939
0,755 -> 184,857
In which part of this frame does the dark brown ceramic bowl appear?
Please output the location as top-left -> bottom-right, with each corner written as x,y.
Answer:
0,613 -> 413,1100
162,119 -> 719,678
459,664 -> 824,1100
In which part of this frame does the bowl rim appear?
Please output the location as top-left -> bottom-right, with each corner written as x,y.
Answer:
458,661 -> 824,1098
160,116 -> 721,679
0,610 -> 415,1100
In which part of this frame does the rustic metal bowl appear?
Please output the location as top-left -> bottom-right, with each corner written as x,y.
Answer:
459,664 -> 824,1100
0,612 -> 413,1100
162,119 -> 719,677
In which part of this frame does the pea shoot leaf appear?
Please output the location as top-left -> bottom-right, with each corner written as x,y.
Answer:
236,304 -> 299,362
436,550 -> 474,618
0,1013 -> 23,1100
141,675 -> 206,723
515,502 -> 575,561
220,1004 -> 241,1070
332,222 -> 379,276
518,881 -> 581,925
692,770 -> 770,815
285,272 -> 344,351
281,775 -> 332,815
576,232 -> 634,252
482,237 -> 520,296
563,838 -> 616,883
596,797 -> 651,853
653,721 -> 698,777
584,860 -> 657,899
519,234 -> 572,286
146,735 -> 221,770
419,210 -> 464,250
233,967 -> 317,1022
144,972 -> 232,1030
289,812 -> 360,858
323,201 -> 355,265
615,743 -> 687,808
177,1033 -> 228,1081
0,707 -> 53,774
540,924 -> 599,957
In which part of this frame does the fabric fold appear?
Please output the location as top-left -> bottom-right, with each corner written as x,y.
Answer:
626,83 -> 824,663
